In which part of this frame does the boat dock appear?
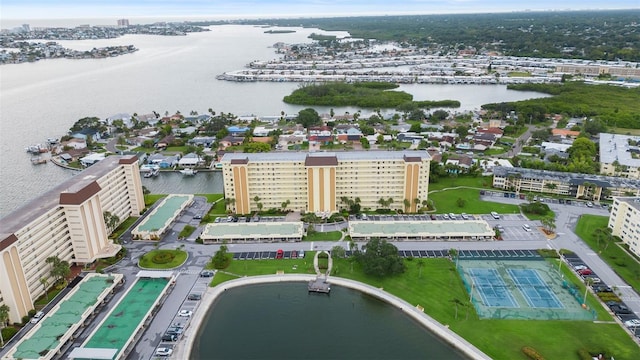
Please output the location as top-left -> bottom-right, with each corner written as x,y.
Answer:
308,278 -> 330,294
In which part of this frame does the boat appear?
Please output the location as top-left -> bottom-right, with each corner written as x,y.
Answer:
140,164 -> 160,173
144,168 -> 159,178
179,168 -> 198,176
31,156 -> 47,165
25,144 -> 48,154
47,138 -> 59,145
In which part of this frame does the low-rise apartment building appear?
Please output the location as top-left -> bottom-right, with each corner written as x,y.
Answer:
608,197 -> 640,257
221,151 -> 431,215
492,166 -> 640,201
0,155 -> 144,323
599,133 -> 640,179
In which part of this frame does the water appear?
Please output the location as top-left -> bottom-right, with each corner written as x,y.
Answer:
141,171 -> 223,195
0,23 -> 550,217
191,282 -> 468,360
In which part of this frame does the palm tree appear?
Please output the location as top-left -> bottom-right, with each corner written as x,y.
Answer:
46,256 -> 70,286
40,277 -> 50,301
451,298 -> 464,319
403,199 -> 411,212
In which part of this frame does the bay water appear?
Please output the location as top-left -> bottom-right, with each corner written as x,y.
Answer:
0,24 -> 549,217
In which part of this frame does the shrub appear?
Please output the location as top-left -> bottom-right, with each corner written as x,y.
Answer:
1,326 -> 18,342
522,346 -> 545,360
28,309 -> 36,317
152,252 -> 175,264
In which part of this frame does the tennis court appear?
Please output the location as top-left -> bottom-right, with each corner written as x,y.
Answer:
458,259 -> 596,320
468,268 -> 518,307
507,268 -> 564,309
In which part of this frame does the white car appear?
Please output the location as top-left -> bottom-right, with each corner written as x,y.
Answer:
624,319 -> 640,328
490,211 -> 500,219
155,347 -> 173,356
573,265 -> 588,271
30,311 -> 44,324
178,310 -> 193,317
522,224 -> 532,232
461,213 -> 469,220
586,202 -> 593,207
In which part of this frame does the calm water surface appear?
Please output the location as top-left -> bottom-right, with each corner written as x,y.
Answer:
192,282 -> 468,360
0,24 -> 549,217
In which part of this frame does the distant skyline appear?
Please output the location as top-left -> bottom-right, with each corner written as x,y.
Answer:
2,0 -> 639,20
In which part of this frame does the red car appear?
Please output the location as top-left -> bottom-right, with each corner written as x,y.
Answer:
578,268 -> 592,276
276,249 -> 284,259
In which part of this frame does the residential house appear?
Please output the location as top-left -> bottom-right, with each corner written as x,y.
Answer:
219,135 -> 244,149
252,126 -> 272,137
227,126 -> 250,136
178,153 -> 203,167
156,135 -> 176,150
63,138 -> 87,150
174,126 -> 197,136
188,136 -> 216,147
551,128 -> 581,139
335,125 -> 363,143
476,127 -> 503,138
308,126 -> 333,143
80,153 -> 106,167
158,155 -> 180,169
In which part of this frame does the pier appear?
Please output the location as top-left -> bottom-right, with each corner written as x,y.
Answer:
308,278 -> 331,294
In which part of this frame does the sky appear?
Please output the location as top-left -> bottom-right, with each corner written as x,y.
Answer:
2,0 -> 639,20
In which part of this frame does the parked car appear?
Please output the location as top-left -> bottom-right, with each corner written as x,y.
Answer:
178,310 -> 193,317
430,214 -> 437,220
193,214 -> 202,219
161,334 -> 177,342
448,213 -> 456,220
276,249 -> 284,259
577,268 -> 593,276
155,347 -> 173,356
522,224 -> 532,232
573,264 -> 588,271
490,211 -> 500,219
30,311 -> 44,324
461,213 -> 469,220
586,201 -> 593,208
624,319 -> 640,328
442,214 -> 450,220
592,285 -> 613,292
188,293 -> 202,301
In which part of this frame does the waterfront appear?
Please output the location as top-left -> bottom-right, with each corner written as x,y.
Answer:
0,24 -> 550,217
191,282 -> 468,360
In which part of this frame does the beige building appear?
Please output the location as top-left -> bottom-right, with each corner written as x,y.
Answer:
555,64 -> 640,80
492,166 -> 640,201
221,151 -> 431,214
0,155 -> 144,323
599,133 -> 640,179
608,197 -> 640,257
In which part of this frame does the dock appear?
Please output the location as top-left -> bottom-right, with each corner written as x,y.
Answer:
308,278 -> 330,294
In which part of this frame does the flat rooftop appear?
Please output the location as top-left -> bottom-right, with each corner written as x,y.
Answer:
600,133 -> 640,167
77,277 -> 170,360
135,194 -> 192,232
221,150 -> 430,163
7,274 -> 122,360
349,220 -> 494,237
202,222 -> 303,239
617,196 -> 640,211
0,155 -> 137,243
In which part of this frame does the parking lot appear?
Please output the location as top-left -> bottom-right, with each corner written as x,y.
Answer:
232,250 -> 306,260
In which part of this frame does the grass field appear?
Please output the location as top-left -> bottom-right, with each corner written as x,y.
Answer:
209,255 -> 640,360
138,249 -> 188,269
575,214 -> 640,293
305,231 -> 343,241
609,127 -> 640,136
429,187 -> 521,214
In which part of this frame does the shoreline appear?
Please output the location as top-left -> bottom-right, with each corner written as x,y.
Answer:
174,274 -> 491,360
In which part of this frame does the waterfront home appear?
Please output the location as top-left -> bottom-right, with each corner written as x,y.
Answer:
184,114 -> 211,125
105,113 -> 132,128
159,155 -> 180,168
227,126 -> 250,136
80,153 -> 106,167
156,135 -> 176,150
178,153 -> 203,167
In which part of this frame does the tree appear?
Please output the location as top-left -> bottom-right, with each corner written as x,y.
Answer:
403,198 -> 411,212
456,197 -> 466,208
40,277 -> 50,301
451,298 -> 464,319
46,256 -> 70,285
331,245 -> 346,259
296,108 -> 322,128
103,211 -> 120,233
281,199 -> 291,212
211,245 -> 230,269
355,238 -> 406,277
0,304 -> 9,346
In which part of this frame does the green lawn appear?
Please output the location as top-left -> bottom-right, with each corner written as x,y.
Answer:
144,194 -> 166,207
196,194 -> 224,203
484,147 -> 508,155
210,256 -> 640,360
575,215 -> 640,293
305,231 -> 343,241
110,216 -> 139,239
428,176 -> 492,191
138,249 -> 188,269
429,187 -> 520,214
610,127 -> 640,136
